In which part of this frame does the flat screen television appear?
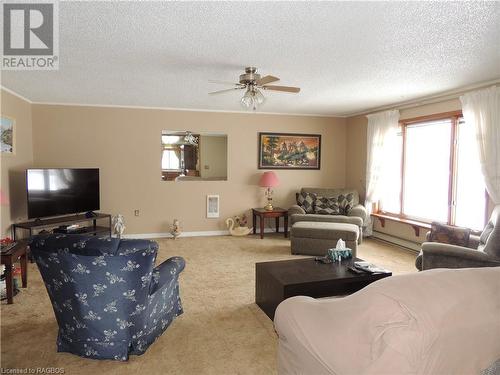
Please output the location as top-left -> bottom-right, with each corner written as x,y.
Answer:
26,168 -> 100,219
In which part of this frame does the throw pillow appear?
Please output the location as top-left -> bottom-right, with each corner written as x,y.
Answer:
314,196 -> 340,215
428,222 -> 471,247
479,223 -> 493,246
336,193 -> 354,215
296,191 -> 316,214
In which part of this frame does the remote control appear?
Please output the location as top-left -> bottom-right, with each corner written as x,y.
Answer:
348,266 -> 365,274
315,256 -> 333,264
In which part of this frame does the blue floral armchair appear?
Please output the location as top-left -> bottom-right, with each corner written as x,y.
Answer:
30,234 -> 185,361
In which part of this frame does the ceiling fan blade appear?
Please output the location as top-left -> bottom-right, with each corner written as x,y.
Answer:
261,85 -> 300,93
208,87 -> 245,95
256,75 -> 279,85
209,80 -> 245,86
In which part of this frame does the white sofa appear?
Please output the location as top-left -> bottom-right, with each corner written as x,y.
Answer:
274,267 -> 500,375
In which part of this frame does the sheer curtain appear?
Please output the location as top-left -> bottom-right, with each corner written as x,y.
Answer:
365,110 -> 400,236
460,86 -> 500,204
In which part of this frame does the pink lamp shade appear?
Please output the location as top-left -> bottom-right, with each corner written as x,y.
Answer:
0,189 -> 8,206
259,171 -> 279,188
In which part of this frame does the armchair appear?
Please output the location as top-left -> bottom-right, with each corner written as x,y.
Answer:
30,234 -> 185,361
416,205 -> 500,270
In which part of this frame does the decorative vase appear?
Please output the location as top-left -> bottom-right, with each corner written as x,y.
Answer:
226,218 -> 252,237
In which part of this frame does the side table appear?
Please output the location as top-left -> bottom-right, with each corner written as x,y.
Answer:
252,207 -> 288,239
1,240 -> 29,304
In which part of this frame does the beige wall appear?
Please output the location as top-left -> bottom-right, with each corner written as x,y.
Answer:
2,88 -> 488,241
0,90 -> 34,236
199,135 -> 227,179
399,99 -> 461,121
345,98 -> 496,244
32,104 -> 346,234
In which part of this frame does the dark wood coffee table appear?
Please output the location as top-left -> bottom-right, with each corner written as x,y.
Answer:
255,257 -> 391,320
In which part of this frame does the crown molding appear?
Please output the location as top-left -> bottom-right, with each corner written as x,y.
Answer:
0,84 -> 340,117
0,85 -> 33,104
341,78 -> 500,118
34,101 -> 341,118
3,77 -> 500,119
34,99 -> 341,118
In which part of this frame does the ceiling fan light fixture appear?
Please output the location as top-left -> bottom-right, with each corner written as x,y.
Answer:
241,87 -> 265,111
209,67 -> 299,110
254,88 -> 265,105
241,89 -> 254,109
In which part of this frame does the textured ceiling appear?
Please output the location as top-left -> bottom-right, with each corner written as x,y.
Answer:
2,1 -> 500,116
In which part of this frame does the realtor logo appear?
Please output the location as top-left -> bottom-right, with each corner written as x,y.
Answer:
2,1 -> 59,70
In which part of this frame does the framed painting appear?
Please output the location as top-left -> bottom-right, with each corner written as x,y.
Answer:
258,132 -> 321,169
0,116 -> 15,154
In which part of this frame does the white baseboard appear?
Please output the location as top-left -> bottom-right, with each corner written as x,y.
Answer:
371,231 -> 421,253
121,227 -> 286,239
121,230 -> 228,239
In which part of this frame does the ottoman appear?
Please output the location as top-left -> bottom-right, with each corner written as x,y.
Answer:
291,221 -> 359,256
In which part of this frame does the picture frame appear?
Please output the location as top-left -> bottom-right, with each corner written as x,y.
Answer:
206,195 -> 220,218
258,132 -> 321,169
1,116 -> 15,154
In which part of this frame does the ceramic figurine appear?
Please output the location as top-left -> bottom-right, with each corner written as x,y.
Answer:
112,214 -> 126,238
170,219 -> 181,239
226,217 -> 252,237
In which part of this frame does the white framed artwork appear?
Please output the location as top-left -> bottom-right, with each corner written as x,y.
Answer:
1,116 -> 15,154
206,195 -> 220,218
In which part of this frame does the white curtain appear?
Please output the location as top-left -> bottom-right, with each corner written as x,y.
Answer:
460,86 -> 500,204
364,110 -> 400,236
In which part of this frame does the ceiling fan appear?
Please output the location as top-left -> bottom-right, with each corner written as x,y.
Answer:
209,67 -> 300,110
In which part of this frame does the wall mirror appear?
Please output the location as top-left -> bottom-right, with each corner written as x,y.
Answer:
161,131 -> 228,181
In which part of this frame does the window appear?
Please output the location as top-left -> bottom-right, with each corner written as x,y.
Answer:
403,119 -> 452,222
161,148 -> 180,170
380,112 -> 487,230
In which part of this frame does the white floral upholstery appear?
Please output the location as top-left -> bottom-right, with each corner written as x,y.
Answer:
30,234 -> 185,361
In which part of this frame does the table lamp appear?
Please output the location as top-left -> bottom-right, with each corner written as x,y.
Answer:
259,171 -> 279,211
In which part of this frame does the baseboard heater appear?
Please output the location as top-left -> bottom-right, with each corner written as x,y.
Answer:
371,231 -> 421,253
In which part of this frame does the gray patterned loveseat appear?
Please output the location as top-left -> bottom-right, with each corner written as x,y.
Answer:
289,188 -> 367,240
30,234 -> 185,361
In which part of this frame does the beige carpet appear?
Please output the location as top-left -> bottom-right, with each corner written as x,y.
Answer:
0,235 -> 417,374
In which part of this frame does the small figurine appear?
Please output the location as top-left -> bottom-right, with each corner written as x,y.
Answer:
112,214 -> 126,238
170,219 -> 181,239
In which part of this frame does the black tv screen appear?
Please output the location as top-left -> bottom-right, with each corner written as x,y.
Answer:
27,168 -> 100,219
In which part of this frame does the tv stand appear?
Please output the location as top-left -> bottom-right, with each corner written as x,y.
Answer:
85,211 -> 98,218
12,213 -> 112,241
